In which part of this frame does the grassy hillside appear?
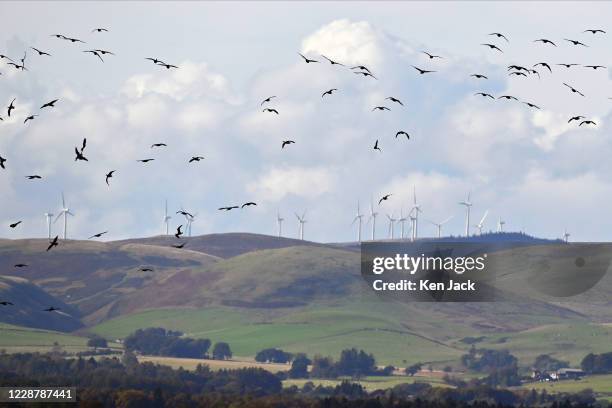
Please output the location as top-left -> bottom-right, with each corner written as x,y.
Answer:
0,323 -> 89,353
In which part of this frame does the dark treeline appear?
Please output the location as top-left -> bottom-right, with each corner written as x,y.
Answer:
123,327 -> 226,359
581,352 -> 612,374
0,353 -> 606,408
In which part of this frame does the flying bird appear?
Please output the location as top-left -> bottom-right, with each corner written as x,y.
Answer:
92,28 -> 109,33
156,62 -> 178,69
261,96 -> 276,105
350,65 -> 371,73
7,98 -> 15,117
372,106 -> 390,111
281,140 -> 295,149
14,264 -> 28,268
563,83 -> 585,97
84,50 -> 104,62
175,225 -> 183,238
354,71 -> 377,79
583,29 -> 605,34
385,97 -> 403,106
298,53 -> 318,63
263,108 -> 279,114
0,156 -> 6,169
44,307 -> 60,312
105,170 -> 115,186
26,175 -> 42,180
172,243 -> 186,249
137,159 -> 155,163
534,39 -> 557,46
523,102 -> 540,109
568,115 -> 586,123
47,236 -> 59,251
75,139 -> 88,161
9,221 -> 22,228
564,38 -> 588,47
498,95 -> 518,101
189,156 -> 205,163
151,143 -> 167,148
322,88 -> 338,97
241,202 -> 257,208
0,301 -> 14,306
30,47 -> 51,56
0,54 -> 14,62
481,43 -> 503,52
89,231 -> 108,239
509,71 -> 527,77
474,92 -> 495,99
218,206 -> 239,211
321,55 -> 344,66
412,65 -> 435,74
396,131 -> 410,139
470,74 -> 488,79
40,99 -> 59,109
95,49 -> 115,56
24,115 -> 38,124
145,57 -> 165,64
373,139 -> 381,152
378,194 -> 392,205
584,65 -> 606,70
489,32 -> 509,42
63,36 -> 85,43
422,51 -> 442,59
176,210 -> 194,217
579,120 -> 596,126
557,63 -> 580,68
140,267 -> 153,272
533,62 -> 552,73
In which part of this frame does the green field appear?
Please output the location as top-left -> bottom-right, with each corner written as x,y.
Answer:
0,323 -> 90,353
519,374 -> 612,398
284,374 -> 452,391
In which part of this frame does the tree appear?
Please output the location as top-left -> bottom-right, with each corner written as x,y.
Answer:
405,362 -> 422,376
255,348 -> 293,363
212,342 -> 232,360
122,350 -> 139,367
87,335 -> 108,349
533,354 -> 568,372
288,354 -> 310,379
335,348 -> 376,378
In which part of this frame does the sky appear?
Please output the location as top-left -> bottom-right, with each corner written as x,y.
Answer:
1,1 -> 612,242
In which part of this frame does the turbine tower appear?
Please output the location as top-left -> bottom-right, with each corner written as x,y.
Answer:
411,186 -> 422,240
352,201 -> 364,242
185,213 -> 197,237
409,208 -> 417,242
563,229 -> 570,243
368,198 -> 378,240
163,200 -> 172,235
277,211 -> 284,238
459,192 -> 473,237
386,213 -> 397,239
497,217 -> 505,232
427,216 -> 453,238
398,209 -> 408,239
44,212 -> 54,239
474,210 -> 489,235
54,192 -> 74,240
296,211 -> 307,240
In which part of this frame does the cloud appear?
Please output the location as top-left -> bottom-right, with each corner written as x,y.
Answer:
247,166 -> 337,202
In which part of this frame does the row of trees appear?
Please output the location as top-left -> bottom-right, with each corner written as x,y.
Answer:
581,351 -> 612,374
123,327 -> 232,359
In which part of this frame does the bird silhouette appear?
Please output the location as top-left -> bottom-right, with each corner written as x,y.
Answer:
95,49 -> 115,56
583,29 -> 605,34
321,55 -> 344,66
579,120 -> 596,126
509,71 -> 527,77
282,140 -> 295,149
568,115 -> 586,123
557,63 -> 580,68
534,39 -> 556,46
105,170 -> 115,186
75,139 -> 88,161
140,267 -> 153,272
14,264 -> 28,268
354,71 -> 377,79
146,57 -> 165,64
489,32 -> 509,42
584,65 -> 606,70
9,221 -> 22,228
263,108 -> 279,114
241,202 -> 257,208
0,156 -> 6,169
219,206 -> 239,211
175,225 -> 183,238
89,231 -> 108,239
137,159 -> 155,163
92,28 -> 109,33
412,65 -> 435,74
470,74 -> 488,79
508,65 -> 528,72
373,139 -> 381,152
151,143 -> 167,148
47,236 -> 59,251
564,38 -> 588,47
533,62 -> 552,73
372,106 -> 390,112
385,97 -> 403,106
176,210 -> 194,217
157,62 -> 178,69
7,98 -> 15,117
172,243 -> 186,249
350,65 -> 371,73
26,175 -> 42,180
24,115 -> 38,124
498,95 -> 518,101
40,99 -> 59,109
31,47 -> 51,56
63,36 -> 85,43
322,89 -> 337,97
475,92 -> 495,99
189,156 -> 205,163
0,54 -> 13,62
0,301 -> 14,306
298,53 -> 318,63
396,131 -> 410,139
422,51 -> 442,59
44,306 -> 59,312
481,43 -> 503,52
261,96 -> 276,105
563,83 -> 585,96
378,194 -> 392,205
84,50 -> 104,62
523,102 -> 540,109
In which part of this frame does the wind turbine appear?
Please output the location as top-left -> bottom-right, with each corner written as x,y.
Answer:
474,210 -> 489,235
367,198 -> 378,240
352,201 -> 364,242
54,192 -> 74,240
563,229 -> 570,243
296,210 -> 307,240
497,217 -> 505,233
398,209 -> 408,239
185,213 -> 197,237
427,216 -> 453,238
411,186 -> 422,240
277,211 -> 284,238
44,212 -> 54,239
163,200 -> 171,235
409,208 -> 417,242
386,213 -> 397,239
459,192 -> 473,237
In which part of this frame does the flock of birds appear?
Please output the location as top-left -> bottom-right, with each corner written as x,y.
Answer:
1,26 -> 611,312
